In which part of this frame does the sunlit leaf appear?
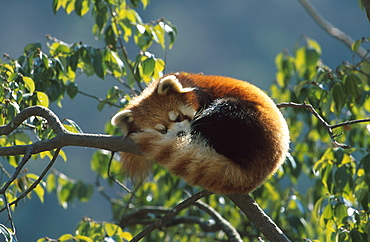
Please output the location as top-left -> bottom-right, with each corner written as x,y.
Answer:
120,231 -> 133,241
22,76 -> 35,93
104,222 -> 122,237
58,233 -> 74,241
46,173 -> 56,193
36,91 -> 50,107
75,235 -> 93,242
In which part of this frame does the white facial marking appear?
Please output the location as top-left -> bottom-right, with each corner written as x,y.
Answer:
168,110 -> 180,121
179,105 -> 196,119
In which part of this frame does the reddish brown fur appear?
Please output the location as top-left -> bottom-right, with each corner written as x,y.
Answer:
112,73 -> 290,194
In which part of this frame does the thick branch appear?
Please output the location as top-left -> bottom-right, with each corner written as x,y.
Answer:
0,106 -> 141,156
299,0 -> 368,59
227,193 -> 291,242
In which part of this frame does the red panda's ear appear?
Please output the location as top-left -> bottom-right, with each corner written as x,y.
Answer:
111,110 -> 133,134
157,75 -> 194,95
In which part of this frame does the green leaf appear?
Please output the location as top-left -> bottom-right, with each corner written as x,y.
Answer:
91,151 -> 110,178
331,82 -> 345,115
24,42 -> 42,54
8,73 -> 20,82
77,183 -> 93,202
351,39 -> 362,52
49,42 -> 71,55
305,48 -> 320,68
134,24 -> 153,50
75,0 -> 83,16
46,173 -> 56,193
163,22 -> 177,49
66,82 -> 78,99
64,118 -> 83,133
103,49 -> 124,77
58,234 -> 74,241
312,196 -> 326,221
74,235 -> 93,242
334,166 -> 350,193
104,25 -> 117,49
69,50 -> 79,72
93,2 -> 107,32
141,57 -> 155,76
121,231 -> 133,241
334,202 -> 348,223
322,204 -> 333,220
33,182 -> 45,203
153,23 -> 165,49
344,74 -> 362,103
306,37 -> 322,56
22,76 -> 35,93
141,0 -> 150,9
93,50 -> 105,79
41,53 -> 50,68
103,222 -> 122,237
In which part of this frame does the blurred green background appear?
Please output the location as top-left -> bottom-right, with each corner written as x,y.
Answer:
0,0 -> 368,241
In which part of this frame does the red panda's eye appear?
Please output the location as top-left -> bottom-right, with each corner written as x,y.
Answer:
154,124 -> 167,134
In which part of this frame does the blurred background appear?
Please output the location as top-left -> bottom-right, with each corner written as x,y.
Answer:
0,0 -> 368,241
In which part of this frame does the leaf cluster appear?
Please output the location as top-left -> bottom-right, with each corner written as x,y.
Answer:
0,0 -> 175,241
260,36 -> 370,240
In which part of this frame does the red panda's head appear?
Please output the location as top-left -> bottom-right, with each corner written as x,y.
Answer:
111,75 -> 197,136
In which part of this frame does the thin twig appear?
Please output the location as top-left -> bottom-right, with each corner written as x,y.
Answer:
0,148 -> 61,213
195,200 -> 242,242
0,148 -> 33,194
2,194 -> 16,237
130,190 -> 212,242
330,118 -> 370,129
108,151 -> 131,193
75,88 -> 120,108
298,0 -> 368,59
277,102 -> 351,148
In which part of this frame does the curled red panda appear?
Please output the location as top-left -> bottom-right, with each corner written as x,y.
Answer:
111,73 -> 290,194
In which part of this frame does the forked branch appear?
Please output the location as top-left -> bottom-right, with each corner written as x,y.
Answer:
277,102 -> 370,148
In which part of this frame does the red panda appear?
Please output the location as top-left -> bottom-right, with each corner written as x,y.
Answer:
111,73 -> 290,194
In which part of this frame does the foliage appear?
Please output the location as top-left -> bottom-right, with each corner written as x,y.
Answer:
266,36 -> 370,241
1,0 -> 370,241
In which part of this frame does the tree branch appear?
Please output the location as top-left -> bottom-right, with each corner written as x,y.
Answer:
0,148 -> 61,213
129,190 -> 212,242
0,106 -> 141,156
195,200 -> 243,242
227,193 -> 291,242
299,0 -> 368,59
276,102 -> 370,148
